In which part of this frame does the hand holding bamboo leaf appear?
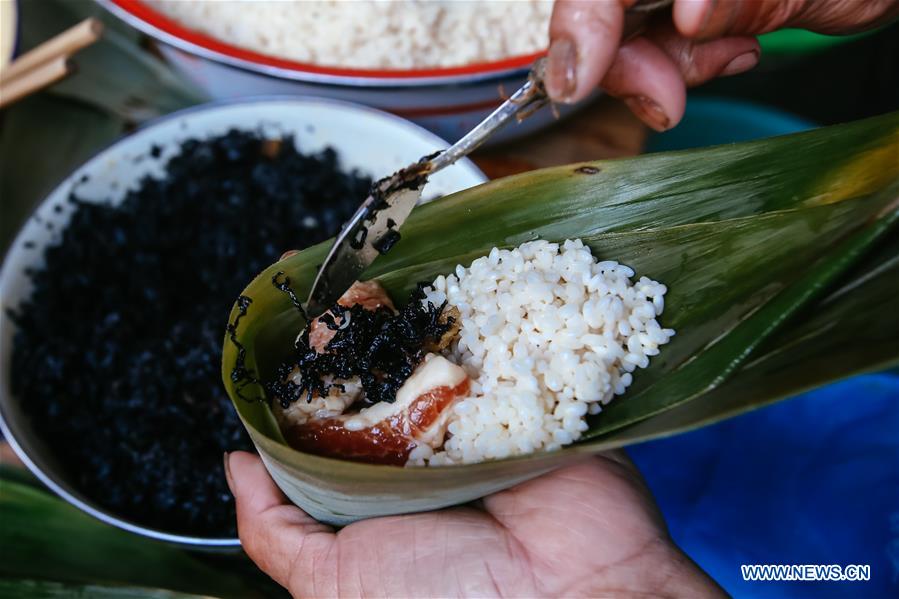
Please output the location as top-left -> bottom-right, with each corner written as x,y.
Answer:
225,450 -> 724,597
222,114 -> 899,525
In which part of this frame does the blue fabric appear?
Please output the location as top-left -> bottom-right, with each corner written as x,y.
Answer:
628,374 -> 899,598
638,98 -> 897,596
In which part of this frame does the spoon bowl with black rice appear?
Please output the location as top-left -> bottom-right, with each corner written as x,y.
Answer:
0,99 -> 485,545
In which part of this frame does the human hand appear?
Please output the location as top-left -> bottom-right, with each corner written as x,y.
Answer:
225,450 -> 724,597
546,0 -> 899,130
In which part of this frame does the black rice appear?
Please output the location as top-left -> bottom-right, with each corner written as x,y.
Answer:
8,129 -> 371,536
266,282 -> 454,408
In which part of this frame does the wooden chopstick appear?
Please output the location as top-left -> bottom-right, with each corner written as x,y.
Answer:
0,17 -> 102,85
0,56 -> 74,109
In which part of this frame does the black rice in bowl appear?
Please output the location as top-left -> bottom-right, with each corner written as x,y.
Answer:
8,130 -> 371,537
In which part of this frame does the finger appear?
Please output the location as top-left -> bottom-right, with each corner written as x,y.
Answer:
674,0 -> 783,40
647,23 -> 760,86
791,0 -> 899,34
547,0 -> 632,103
676,0 -> 899,39
599,37 -> 686,131
227,451 -> 336,590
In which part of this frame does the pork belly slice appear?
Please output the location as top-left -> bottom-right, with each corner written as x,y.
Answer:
285,354 -> 469,465
307,280 -> 395,352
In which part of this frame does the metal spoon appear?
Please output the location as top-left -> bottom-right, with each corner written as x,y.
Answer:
304,60 -> 551,319
305,0 -> 674,318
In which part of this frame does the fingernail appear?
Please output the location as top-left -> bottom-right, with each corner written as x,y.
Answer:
720,50 -> 760,77
223,452 -> 235,494
546,37 -> 577,103
624,96 -> 670,132
279,249 -> 299,261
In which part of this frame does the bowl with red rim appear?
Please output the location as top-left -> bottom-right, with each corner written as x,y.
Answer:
97,0 -> 571,143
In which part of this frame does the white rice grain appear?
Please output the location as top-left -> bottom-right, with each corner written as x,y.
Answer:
151,1 -> 552,70
413,239 -> 674,466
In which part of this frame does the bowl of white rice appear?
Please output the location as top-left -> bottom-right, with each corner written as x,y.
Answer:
97,0 -> 569,143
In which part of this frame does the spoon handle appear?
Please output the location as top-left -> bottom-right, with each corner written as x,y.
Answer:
428,58 -> 549,174
427,0 -> 674,175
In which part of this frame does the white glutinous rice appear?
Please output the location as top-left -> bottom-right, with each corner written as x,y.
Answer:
411,239 -> 674,466
149,0 -> 553,70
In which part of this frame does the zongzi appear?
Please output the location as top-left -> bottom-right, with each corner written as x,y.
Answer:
269,239 -> 674,467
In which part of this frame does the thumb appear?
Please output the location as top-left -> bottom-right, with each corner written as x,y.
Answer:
226,451 -> 336,592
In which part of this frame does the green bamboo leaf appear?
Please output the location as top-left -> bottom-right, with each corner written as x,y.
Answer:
222,113 -> 899,523
601,230 -> 899,445
584,183 -> 898,438
16,0 -> 206,121
0,464 -> 41,489
0,578 -> 210,599
0,478 -> 266,598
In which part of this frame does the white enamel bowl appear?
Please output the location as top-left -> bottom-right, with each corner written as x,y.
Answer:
0,97 -> 487,548
96,0 -> 574,144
